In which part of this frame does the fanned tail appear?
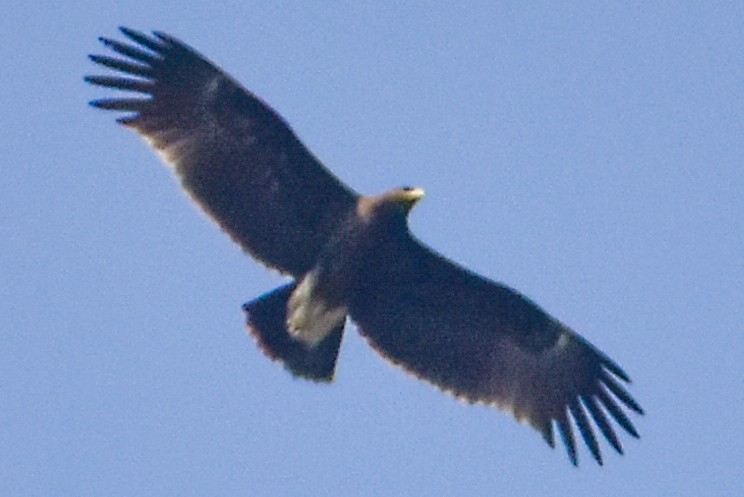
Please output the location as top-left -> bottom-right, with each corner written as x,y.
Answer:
243,283 -> 344,382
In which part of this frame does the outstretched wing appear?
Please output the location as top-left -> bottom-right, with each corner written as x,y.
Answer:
86,28 -> 358,276
348,235 -> 643,466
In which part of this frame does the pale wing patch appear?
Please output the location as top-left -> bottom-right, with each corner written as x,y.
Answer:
142,131 -> 200,167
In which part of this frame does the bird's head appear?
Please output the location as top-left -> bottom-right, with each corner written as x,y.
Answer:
357,186 -> 425,223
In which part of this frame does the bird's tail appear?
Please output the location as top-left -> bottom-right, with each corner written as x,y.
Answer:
243,283 -> 344,382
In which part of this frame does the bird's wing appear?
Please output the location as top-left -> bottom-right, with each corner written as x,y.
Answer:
348,236 -> 642,466
86,28 -> 358,276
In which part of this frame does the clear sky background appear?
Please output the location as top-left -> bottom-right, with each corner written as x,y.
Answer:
3,2 -> 743,496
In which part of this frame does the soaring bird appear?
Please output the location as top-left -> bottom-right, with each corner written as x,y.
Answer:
86,27 -> 643,466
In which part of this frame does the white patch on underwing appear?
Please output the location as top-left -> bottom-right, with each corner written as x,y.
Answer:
203,75 -> 223,101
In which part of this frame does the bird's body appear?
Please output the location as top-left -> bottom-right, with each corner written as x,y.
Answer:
86,28 -> 643,466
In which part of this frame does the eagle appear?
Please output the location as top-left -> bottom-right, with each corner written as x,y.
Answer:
86,27 -> 643,466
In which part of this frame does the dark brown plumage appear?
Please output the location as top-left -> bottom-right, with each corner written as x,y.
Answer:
86,27 -> 643,466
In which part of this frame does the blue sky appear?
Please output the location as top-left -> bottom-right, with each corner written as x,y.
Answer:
3,2 -> 743,496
